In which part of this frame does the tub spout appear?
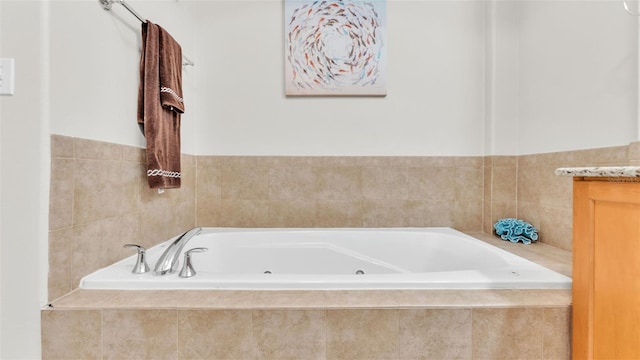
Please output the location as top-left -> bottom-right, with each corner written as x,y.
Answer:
153,227 -> 202,276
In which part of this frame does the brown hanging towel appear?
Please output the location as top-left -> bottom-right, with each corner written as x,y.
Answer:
137,20 -> 184,189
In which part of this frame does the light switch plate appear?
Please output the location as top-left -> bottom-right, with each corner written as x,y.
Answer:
0,58 -> 15,95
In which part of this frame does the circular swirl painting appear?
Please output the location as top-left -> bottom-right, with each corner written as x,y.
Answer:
285,0 -> 387,96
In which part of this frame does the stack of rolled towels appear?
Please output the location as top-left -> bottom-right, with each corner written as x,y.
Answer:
493,218 -> 539,245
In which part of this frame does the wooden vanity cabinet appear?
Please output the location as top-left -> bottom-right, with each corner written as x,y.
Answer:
572,178 -> 640,360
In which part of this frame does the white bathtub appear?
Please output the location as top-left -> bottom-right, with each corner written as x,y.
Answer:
80,228 -> 571,290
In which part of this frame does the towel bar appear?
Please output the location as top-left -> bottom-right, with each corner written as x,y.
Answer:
99,0 -> 195,66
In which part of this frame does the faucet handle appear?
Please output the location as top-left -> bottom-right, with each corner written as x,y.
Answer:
123,244 -> 150,274
179,247 -> 208,278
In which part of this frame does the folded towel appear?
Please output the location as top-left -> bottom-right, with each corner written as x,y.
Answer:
138,21 -> 184,189
493,218 -> 539,245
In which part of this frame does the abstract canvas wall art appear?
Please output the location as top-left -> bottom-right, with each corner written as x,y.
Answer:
285,0 -> 387,96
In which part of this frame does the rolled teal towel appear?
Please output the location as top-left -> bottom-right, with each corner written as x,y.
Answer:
493,218 -> 538,245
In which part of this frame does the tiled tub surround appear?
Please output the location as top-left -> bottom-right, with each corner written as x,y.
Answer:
49,136 -> 632,301
42,233 -> 572,359
484,144 -> 632,251
195,155 -> 485,229
50,135 -> 486,301
43,293 -> 571,360
48,136 -> 196,301
46,135 -> 632,359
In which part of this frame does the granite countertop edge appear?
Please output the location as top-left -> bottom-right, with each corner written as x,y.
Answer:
555,166 -> 640,177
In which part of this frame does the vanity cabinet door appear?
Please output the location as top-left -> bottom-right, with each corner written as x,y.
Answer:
573,179 -> 640,360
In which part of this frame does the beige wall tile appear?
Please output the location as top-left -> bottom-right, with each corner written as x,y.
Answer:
538,205 -> 572,251
179,159 -> 197,200
562,148 -> 591,166
197,155 -> 224,167
263,156 -> 318,167
222,165 -> 269,200
399,309 -> 472,360
362,199 -> 408,227
412,156 -> 456,167
196,157 -> 223,226
543,307 -> 571,360
516,165 -> 544,204
316,166 -> 363,201
321,156 -> 361,167
73,159 -> 139,225
489,201 -> 517,228
472,308 -> 543,359
538,166 -> 572,208
51,290 -> 123,308
406,200 -> 455,227
178,310 -> 253,359
74,138 -> 125,160
324,290 -> 398,308
628,141 -> 640,162
483,166 -> 492,198
51,134 -> 75,158
483,200 -> 493,234
48,228 -> 73,301
223,156 -> 260,167
137,170 -> 197,245
249,290 -> 328,309
122,144 -> 146,163
103,309 -> 177,360
50,137 -> 187,300
362,167 -> 409,200
41,309 -> 102,360
316,199 -> 363,227
326,309 -> 399,360
269,199 -> 316,227
137,204 -> 193,249
72,216 -> 138,287
455,156 -> 484,167
514,159 -> 573,248
196,194 -> 223,226
49,158 -> 74,230
75,137 -> 123,161
221,199 -> 270,227
253,310 -> 326,360
586,145 -> 629,165
492,155 -> 517,167
408,167 -> 457,201
181,153 -> 197,167
453,200 -> 483,231
491,166 -> 517,203
455,167 -> 483,203
269,166 -> 316,200
195,157 -> 223,199
516,202 -> 542,234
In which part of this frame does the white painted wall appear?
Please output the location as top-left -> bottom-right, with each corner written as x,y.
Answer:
489,0 -> 638,155
485,0 -> 521,155
193,0 -> 487,156
518,1 -> 638,154
43,0 -> 640,158
48,0 -> 198,154
0,1 -> 50,358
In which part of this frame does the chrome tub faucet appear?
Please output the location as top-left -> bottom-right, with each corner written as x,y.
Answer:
153,227 -> 202,276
